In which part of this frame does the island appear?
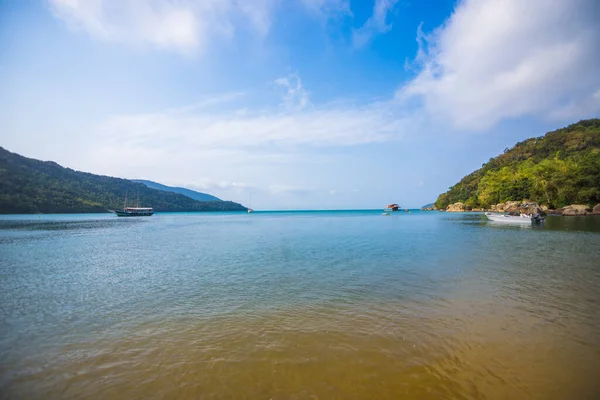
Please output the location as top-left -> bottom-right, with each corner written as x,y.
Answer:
433,119 -> 600,216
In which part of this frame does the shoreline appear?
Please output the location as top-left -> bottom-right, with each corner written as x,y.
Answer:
431,201 -> 600,217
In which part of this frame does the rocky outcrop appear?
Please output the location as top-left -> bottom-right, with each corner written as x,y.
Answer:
593,204 -> 600,214
491,200 -> 543,215
561,204 -> 592,216
447,202 -> 469,212
545,209 -> 562,216
493,201 -> 521,212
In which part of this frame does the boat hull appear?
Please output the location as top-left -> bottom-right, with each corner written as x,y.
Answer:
485,213 -> 531,224
110,209 -> 154,217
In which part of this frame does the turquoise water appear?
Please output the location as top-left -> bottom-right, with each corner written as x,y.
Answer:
1,211 -> 599,399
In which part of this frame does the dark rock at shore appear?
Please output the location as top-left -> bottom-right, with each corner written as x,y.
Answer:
561,204 -> 592,216
446,202 -> 468,212
443,200 -> 599,216
491,200 -> 544,215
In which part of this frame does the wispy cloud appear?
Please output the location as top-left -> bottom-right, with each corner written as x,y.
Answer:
164,92 -> 247,115
48,0 -> 274,55
397,0 -> 600,130
48,0 -> 359,55
274,73 -> 311,110
93,80 -> 414,151
352,0 -> 398,48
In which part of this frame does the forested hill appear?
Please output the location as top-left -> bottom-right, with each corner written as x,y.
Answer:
0,147 -> 247,214
435,119 -> 600,210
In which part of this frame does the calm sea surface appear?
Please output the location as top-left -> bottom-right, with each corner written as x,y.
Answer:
1,210 -> 599,399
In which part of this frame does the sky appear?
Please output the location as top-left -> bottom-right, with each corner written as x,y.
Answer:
1,0 -> 599,210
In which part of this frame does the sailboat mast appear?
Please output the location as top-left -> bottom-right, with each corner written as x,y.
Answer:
124,191 -> 128,209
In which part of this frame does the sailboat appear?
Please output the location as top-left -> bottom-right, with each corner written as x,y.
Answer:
109,190 -> 154,217
247,191 -> 254,213
248,192 -> 254,213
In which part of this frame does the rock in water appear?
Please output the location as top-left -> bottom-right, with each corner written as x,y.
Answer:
561,204 -> 591,216
593,204 -> 600,214
447,202 -> 467,212
491,200 -> 543,215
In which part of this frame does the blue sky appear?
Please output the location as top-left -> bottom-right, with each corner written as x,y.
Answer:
1,0 -> 599,209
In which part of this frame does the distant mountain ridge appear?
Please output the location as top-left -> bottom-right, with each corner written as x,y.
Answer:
133,180 -> 221,202
0,147 -> 247,214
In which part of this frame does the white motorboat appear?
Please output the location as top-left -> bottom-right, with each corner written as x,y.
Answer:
485,212 -> 544,224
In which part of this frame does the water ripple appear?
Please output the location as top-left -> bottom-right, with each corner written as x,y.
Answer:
1,211 -> 599,399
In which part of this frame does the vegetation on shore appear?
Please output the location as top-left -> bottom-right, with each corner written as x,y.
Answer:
0,147 -> 247,214
434,119 -> 600,210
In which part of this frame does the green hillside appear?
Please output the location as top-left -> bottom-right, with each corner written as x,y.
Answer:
0,147 -> 247,214
435,119 -> 600,210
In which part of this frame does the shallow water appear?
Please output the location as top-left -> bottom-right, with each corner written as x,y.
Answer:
1,211 -> 599,399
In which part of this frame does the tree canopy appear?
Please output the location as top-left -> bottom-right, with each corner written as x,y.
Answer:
434,119 -> 600,210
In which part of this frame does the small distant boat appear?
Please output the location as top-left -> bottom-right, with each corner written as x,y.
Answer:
385,203 -> 400,212
247,191 -> 254,213
109,191 -> 154,217
485,212 -> 544,224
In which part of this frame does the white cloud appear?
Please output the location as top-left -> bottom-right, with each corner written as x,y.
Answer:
93,91 -> 413,151
274,73 -> 311,110
353,0 -> 398,48
48,0 -> 274,55
48,0 -> 358,55
397,0 -> 600,130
